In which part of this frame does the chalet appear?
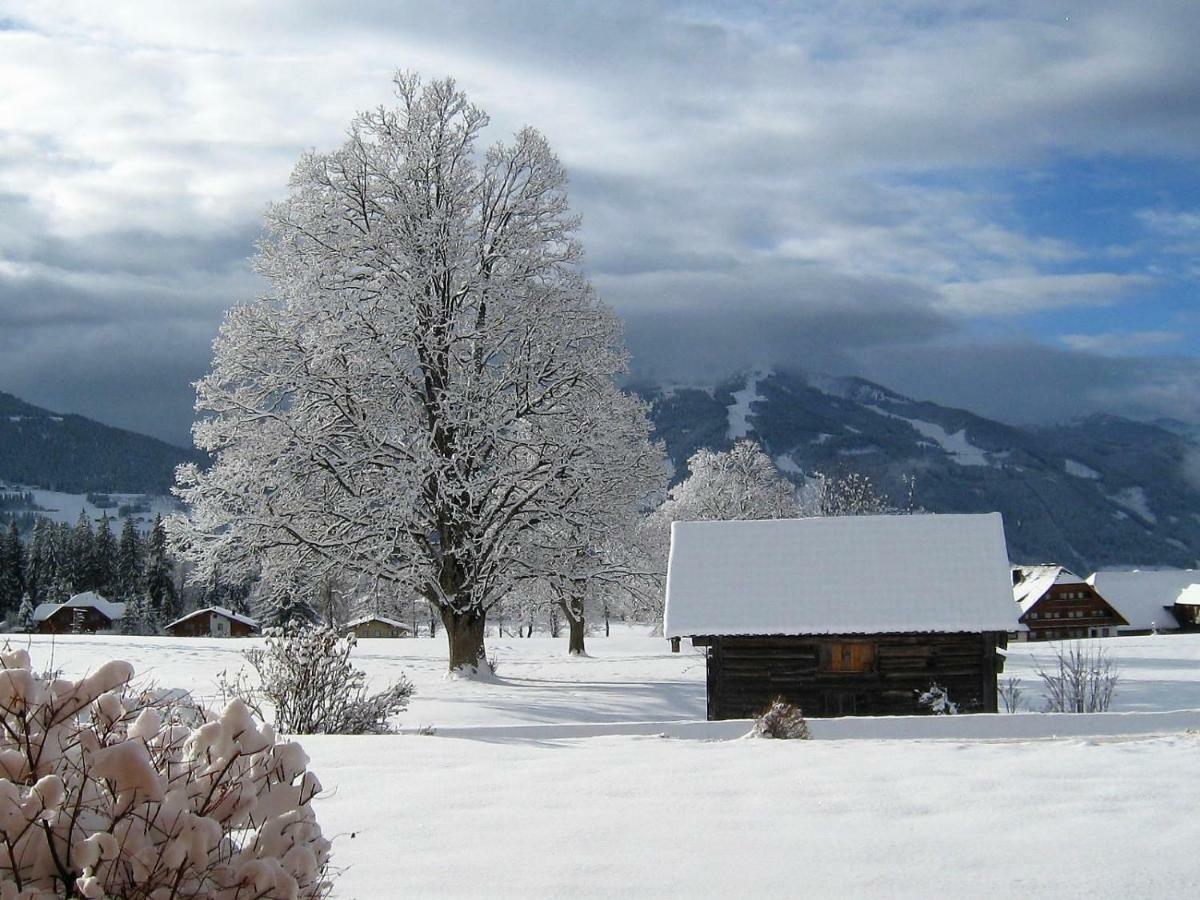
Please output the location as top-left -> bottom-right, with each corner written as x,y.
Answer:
165,607 -> 259,638
664,513 -> 1018,719
1011,565 -> 1126,641
341,615 -> 412,639
34,591 -> 125,634
1088,570 -> 1200,634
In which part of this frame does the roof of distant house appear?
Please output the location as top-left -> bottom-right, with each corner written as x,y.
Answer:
165,606 -> 259,630
1087,570 -> 1200,630
664,512 -> 1017,638
1176,584 -> 1200,607
1012,565 -> 1087,613
343,615 -> 411,630
33,591 -> 126,623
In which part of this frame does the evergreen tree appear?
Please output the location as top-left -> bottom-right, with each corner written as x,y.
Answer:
25,517 -> 55,604
0,520 -> 24,617
121,592 -> 148,635
15,593 -> 35,632
68,510 -> 94,593
142,514 -> 176,618
92,513 -> 117,597
116,517 -> 142,598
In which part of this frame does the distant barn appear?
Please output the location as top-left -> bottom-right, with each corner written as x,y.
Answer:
34,591 -> 126,634
1087,570 -> 1200,634
664,513 -> 1018,719
165,607 -> 259,638
342,615 -> 411,639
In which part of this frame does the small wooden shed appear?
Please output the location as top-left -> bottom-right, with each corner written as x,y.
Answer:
34,592 -> 125,634
341,615 -> 412,639
664,513 -> 1019,719
165,607 -> 259,638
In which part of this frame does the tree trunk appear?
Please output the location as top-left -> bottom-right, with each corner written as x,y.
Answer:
441,606 -> 487,673
560,597 -> 586,656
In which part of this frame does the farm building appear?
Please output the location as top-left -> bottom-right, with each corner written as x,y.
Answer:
1174,585 -> 1200,628
342,615 -> 411,639
165,607 -> 259,638
33,591 -> 125,634
1087,570 -> 1200,634
664,513 -> 1018,719
1011,565 -> 1126,641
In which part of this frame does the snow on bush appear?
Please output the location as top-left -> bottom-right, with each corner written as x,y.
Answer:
916,683 -> 958,715
236,624 -> 414,735
750,697 -> 811,740
0,647 -> 330,898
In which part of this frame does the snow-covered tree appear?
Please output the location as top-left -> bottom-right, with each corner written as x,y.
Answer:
176,73 -> 654,673
802,470 -> 910,517
658,440 -> 800,523
15,592 -> 34,632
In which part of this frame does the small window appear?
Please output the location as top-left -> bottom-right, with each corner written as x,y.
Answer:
825,641 -> 876,673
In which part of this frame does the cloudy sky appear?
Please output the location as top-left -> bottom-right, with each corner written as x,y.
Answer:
1,1 -> 1198,446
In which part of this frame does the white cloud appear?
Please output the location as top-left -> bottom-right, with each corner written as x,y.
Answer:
1061,330 -> 1181,355
938,273 -> 1156,315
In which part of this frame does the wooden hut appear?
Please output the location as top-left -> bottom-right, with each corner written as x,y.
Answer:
341,615 -> 411,639
1011,565 -> 1127,640
165,607 -> 259,638
664,513 -> 1018,719
34,591 -> 125,634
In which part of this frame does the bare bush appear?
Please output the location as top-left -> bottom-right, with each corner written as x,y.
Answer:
751,697 -> 811,739
999,677 -> 1024,713
239,624 -> 414,735
1035,643 -> 1119,713
0,647 -> 330,897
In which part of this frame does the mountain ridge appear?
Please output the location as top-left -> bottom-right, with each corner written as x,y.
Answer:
639,368 -> 1200,574
0,390 -> 204,494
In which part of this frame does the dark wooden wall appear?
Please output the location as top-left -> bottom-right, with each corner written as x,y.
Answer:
702,631 -> 1006,720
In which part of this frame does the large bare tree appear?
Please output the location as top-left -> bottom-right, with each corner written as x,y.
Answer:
175,73 -> 660,672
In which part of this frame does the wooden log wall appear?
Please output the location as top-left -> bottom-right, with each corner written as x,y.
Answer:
705,631 -> 1006,720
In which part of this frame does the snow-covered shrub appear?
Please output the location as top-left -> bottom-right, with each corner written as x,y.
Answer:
0,647 -> 331,898
1035,643 -> 1119,713
241,624 -> 413,735
750,697 -> 811,739
917,683 -> 958,715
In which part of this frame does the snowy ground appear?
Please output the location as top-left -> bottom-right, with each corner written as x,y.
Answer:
7,629 -> 1200,898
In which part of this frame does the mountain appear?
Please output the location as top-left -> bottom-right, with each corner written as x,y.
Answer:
637,369 -> 1200,574
0,391 -> 204,494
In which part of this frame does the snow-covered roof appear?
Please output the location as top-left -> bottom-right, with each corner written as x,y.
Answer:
33,591 -> 126,623
1087,570 -> 1200,631
1175,585 -> 1200,607
344,615 -> 411,630
664,512 -> 1018,638
1012,565 -> 1087,613
166,607 -> 258,630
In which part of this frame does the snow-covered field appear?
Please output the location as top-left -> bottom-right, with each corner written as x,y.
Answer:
6,629 -> 1200,898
